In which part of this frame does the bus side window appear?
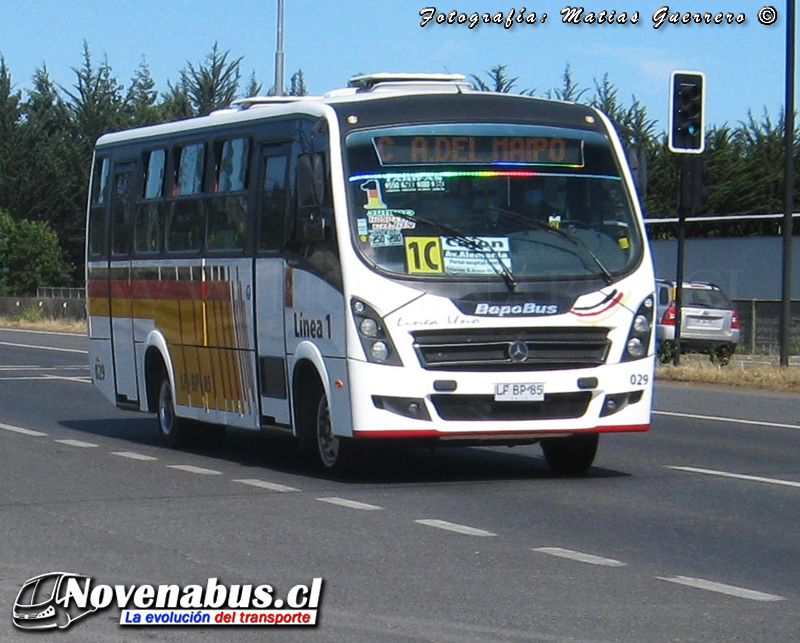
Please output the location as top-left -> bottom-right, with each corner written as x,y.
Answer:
259,153 -> 289,251
135,149 -> 166,255
295,152 -> 332,243
208,138 -> 250,251
294,152 -> 339,286
111,165 -> 136,257
88,157 -> 110,259
167,143 -> 205,253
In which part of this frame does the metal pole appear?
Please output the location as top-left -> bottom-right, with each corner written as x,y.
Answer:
273,0 -> 285,96
780,0 -> 795,366
673,200 -> 686,366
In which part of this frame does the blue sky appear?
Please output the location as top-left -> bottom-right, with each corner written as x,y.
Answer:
0,2 -> 791,133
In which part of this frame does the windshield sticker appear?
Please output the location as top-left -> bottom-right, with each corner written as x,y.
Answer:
356,218 -> 368,236
405,237 -> 444,274
384,175 -> 446,193
360,179 -> 418,231
441,237 -> 512,276
368,212 -> 417,230
369,229 -> 404,248
361,179 -> 389,209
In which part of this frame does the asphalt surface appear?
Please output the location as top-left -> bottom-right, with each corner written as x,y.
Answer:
1,327 -> 799,642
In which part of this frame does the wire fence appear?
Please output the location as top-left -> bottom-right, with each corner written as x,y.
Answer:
731,299 -> 800,354
36,287 -> 85,299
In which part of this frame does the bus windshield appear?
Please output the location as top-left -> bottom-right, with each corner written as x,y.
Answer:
345,123 -> 643,284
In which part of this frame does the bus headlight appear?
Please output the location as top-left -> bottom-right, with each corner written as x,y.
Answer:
359,318 -> 379,337
633,314 -> 650,334
626,337 -> 645,358
351,298 -> 402,366
369,341 -> 389,361
622,295 -> 654,362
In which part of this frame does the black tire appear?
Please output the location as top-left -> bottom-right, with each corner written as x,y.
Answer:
313,389 -> 355,477
541,433 -> 599,475
710,345 -> 733,367
157,376 -> 187,447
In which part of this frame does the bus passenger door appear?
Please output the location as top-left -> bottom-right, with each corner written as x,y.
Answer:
108,162 -> 139,406
254,145 -> 292,426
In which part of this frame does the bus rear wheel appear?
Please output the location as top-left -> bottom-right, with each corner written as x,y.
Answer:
541,433 -> 598,475
157,376 -> 186,448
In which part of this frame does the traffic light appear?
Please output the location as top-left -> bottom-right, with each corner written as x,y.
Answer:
668,71 -> 705,154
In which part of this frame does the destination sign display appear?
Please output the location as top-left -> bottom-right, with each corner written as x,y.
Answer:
374,135 -> 584,167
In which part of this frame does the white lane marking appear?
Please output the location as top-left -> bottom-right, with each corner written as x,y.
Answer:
654,410 -> 800,431
41,375 -> 92,384
0,328 -> 84,337
317,497 -> 383,511
0,340 -> 87,354
533,547 -> 627,567
167,465 -> 222,475
0,374 -> 92,384
415,519 -> 497,537
112,451 -> 158,462
669,466 -> 800,489
657,575 -> 785,602
55,439 -> 99,448
0,422 -> 48,437
0,365 -> 87,370
233,479 -> 299,492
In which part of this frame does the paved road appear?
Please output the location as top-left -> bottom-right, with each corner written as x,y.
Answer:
1,328 -> 799,642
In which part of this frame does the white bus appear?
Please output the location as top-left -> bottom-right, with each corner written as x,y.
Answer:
87,73 -> 655,476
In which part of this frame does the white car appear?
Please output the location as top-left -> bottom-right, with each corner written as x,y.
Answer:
655,280 -> 740,365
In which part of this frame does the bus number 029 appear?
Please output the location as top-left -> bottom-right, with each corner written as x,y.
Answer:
630,374 -> 649,386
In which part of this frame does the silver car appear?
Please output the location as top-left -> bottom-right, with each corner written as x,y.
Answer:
655,280 -> 740,365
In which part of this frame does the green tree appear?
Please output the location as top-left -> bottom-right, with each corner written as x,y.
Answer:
0,57 -> 23,216
15,66 -> 76,227
126,58 -> 160,127
178,42 -> 243,115
470,64 -> 533,94
0,209 -> 72,295
62,41 -> 126,146
159,79 -> 194,121
546,64 -> 587,102
243,72 -> 263,98
288,69 -> 308,96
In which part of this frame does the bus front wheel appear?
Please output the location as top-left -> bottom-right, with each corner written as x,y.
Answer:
540,433 -> 598,475
314,390 -> 354,477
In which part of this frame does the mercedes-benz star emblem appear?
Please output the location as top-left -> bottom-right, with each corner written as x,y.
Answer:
508,340 -> 529,363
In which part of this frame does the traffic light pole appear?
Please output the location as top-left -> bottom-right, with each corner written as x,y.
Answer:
673,199 -> 687,366
668,71 -> 705,366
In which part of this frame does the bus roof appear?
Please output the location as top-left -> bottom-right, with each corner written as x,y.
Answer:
95,73 -> 600,149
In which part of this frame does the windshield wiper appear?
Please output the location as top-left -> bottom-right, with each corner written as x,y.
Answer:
489,205 -> 613,285
389,211 -> 517,292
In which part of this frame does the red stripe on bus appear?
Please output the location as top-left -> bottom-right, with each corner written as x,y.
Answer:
352,424 -> 650,439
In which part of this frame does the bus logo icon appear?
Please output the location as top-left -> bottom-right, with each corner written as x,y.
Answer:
13,572 -> 97,630
508,340 -> 529,363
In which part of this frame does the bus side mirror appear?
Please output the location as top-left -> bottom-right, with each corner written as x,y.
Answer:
297,153 -> 326,207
